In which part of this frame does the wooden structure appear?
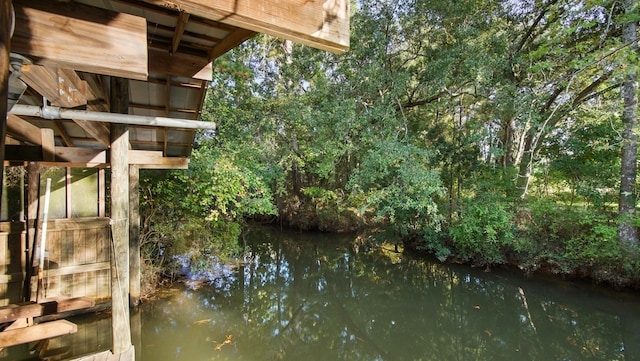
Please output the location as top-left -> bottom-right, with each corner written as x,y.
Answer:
0,0 -> 348,360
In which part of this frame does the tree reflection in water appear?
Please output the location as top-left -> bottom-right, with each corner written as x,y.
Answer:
139,226 -> 639,361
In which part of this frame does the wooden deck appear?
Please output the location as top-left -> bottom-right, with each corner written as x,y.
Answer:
69,346 -> 134,361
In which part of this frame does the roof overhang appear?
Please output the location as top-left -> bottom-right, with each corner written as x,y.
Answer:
5,0 -> 350,169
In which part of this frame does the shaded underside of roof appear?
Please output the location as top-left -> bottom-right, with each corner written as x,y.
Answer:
5,0 -> 349,167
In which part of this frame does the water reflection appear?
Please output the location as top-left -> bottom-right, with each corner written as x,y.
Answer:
139,227 -> 640,361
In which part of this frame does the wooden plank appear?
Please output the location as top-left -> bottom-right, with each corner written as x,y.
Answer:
0,0 -> 10,209
68,347 -> 134,361
0,319 -> 77,348
39,297 -> 95,314
45,218 -> 110,232
55,148 -> 107,164
38,262 -> 111,278
11,1 -> 148,80
172,11 -> 190,55
137,159 -> 189,169
41,128 -> 56,162
128,150 -> 189,168
0,221 -> 26,234
0,272 -> 25,283
72,119 -> 111,148
110,78 -> 132,354
0,302 -> 42,323
145,0 -> 350,53
7,114 -> 42,145
129,165 -> 140,307
54,119 -> 74,147
208,28 -> 255,60
19,65 -> 87,108
148,47 -> 212,80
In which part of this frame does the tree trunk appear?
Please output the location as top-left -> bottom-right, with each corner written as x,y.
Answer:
515,133 -> 535,199
618,0 -> 639,252
501,118 -> 514,168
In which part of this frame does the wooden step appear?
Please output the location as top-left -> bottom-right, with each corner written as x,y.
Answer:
0,303 -> 43,323
0,320 -> 77,348
0,297 -> 95,325
40,297 -> 96,315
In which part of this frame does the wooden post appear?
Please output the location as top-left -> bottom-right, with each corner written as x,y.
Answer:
0,0 -> 11,213
129,164 -> 140,307
109,77 -> 133,356
25,162 -> 40,301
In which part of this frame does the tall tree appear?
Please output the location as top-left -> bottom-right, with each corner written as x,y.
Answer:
618,0 -> 638,251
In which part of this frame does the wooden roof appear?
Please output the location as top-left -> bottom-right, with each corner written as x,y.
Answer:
6,0 -> 349,168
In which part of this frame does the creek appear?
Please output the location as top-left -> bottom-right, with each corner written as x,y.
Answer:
4,226 -> 640,360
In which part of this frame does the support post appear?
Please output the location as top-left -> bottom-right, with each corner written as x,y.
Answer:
25,162 -> 40,302
110,123 -> 132,355
129,164 -> 140,307
1,0 -> 11,212
109,77 -> 133,356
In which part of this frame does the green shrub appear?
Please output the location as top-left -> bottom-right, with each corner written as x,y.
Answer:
447,196 -> 514,266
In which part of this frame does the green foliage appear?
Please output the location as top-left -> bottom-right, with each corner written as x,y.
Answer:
447,196 -> 515,266
138,145 -> 278,293
138,0 -> 640,289
347,140 -> 445,238
514,199 -> 639,283
181,147 -> 277,221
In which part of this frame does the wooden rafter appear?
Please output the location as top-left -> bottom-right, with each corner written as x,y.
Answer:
171,11 -> 191,55
128,103 -> 197,114
54,119 -> 74,147
20,65 -> 88,108
72,119 -> 111,148
148,47 -> 211,80
209,28 -> 256,60
194,79 -> 208,120
143,0 -> 350,53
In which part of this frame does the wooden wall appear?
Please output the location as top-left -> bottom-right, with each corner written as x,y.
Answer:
0,218 -> 111,306
0,222 -> 25,305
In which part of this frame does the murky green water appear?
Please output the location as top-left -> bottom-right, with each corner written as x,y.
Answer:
4,226 -> 640,361
138,227 -> 640,361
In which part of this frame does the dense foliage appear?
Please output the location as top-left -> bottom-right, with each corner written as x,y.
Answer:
140,0 -> 640,290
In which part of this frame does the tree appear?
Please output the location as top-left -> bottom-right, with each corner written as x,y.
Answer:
618,0 -> 638,251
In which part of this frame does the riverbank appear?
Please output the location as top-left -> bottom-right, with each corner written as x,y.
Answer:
272,197 -> 640,290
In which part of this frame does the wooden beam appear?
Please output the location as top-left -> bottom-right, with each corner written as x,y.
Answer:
41,128 -> 55,162
0,303 -> 42,323
39,297 -> 96,314
171,11 -> 190,55
20,65 -> 87,108
72,119 -> 111,148
82,74 -> 109,112
128,102 -> 197,114
129,165 -> 141,307
26,162 -> 40,302
12,0 -> 148,80
7,114 -> 42,145
145,0 -> 350,53
110,77 -> 132,355
0,0 -> 10,214
129,150 -> 189,168
0,320 -> 77,348
148,47 -> 212,80
208,28 -> 255,60
54,119 -> 74,147
56,148 -> 106,163
194,80 -> 208,120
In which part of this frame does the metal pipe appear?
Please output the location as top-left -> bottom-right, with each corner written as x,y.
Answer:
10,104 -> 217,130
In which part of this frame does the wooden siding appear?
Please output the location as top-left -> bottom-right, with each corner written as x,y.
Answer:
0,218 -> 111,306
0,222 -> 25,306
